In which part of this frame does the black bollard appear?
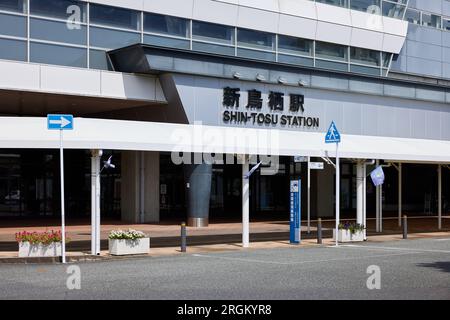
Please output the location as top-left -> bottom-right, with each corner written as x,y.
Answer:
317,218 -> 322,245
402,215 -> 408,239
181,222 -> 187,252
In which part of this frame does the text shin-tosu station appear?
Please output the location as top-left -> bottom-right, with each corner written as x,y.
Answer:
0,0 -> 450,252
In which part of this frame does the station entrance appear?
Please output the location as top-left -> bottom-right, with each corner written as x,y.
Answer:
0,149 -> 448,226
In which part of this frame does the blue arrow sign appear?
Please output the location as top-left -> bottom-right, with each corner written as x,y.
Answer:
47,114 -> 74,130
325,121 -> 341,144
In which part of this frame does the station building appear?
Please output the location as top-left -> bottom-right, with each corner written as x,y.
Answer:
0,0 -> 449,239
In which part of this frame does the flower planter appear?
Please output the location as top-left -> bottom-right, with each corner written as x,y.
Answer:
333,229 -> 365,243
18,242 -> 62,258
108,238 -> 150,256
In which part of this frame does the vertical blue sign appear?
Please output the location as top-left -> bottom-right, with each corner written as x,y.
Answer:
290,179 -> 301,244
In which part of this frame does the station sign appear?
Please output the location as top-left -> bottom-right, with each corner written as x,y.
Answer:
309,162 -> 324,170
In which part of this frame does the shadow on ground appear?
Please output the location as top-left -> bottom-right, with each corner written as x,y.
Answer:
417,261 -> 450,273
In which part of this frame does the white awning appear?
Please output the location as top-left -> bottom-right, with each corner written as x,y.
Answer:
0,117 -> 449,163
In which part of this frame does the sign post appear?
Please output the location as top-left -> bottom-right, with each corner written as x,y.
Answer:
290,179 -> 301,244
325,121 -> 341,246
47,114 -> 74,264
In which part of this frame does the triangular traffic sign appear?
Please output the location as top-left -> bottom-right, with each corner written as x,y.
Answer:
325,121 -> 341,144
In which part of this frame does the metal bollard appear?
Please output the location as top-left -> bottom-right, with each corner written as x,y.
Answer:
402,215 -> 408,239
317,218 -> 322,245
181,222 -> 187,252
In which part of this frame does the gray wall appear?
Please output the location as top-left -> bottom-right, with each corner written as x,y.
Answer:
121,151 -> 160,223
391,0 -> 450,78
392,24 -> 450,78
171,74 -> 450,141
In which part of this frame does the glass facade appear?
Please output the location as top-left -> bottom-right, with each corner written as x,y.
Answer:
0,150 -> 120,219
311,0 -> 408,19
0,0 -> 413,76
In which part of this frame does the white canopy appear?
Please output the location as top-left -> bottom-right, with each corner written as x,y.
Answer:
0,117 -> 449,163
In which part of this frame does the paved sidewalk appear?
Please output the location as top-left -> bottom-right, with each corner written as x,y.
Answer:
1,230 -> 449,264
0,216 -> 448,262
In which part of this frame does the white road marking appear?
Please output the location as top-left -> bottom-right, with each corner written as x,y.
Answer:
193,251 -> 420,266
192,254 -> 289,265
340,244 -> 450,254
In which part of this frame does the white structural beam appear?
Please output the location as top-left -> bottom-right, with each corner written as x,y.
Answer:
363,162 -> 367,240
375,160 -> 380,233
307,156 -> 311,234
438,164 -> 442,230
379,182 -> 383,233
0,60 -> 166,103
398,163 -> 402,227
242,159 -> 250,248
356,161 -> 364,225
91,149 -> 102,256
335,144 -> 340,246
1,118 -> 450,164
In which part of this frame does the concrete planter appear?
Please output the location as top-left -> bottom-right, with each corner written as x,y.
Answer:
333,229 -> 365,243
18,242 -> 62,258
108,238 -> 150,256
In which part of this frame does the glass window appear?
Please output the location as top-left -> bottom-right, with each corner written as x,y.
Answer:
315,41 -> 348,62
0,12 -> 26,37
144,13 -> 189,38
350,47 -> 380,66
0,38 -> 26,61
350,0 -> 381,13
278,54 -> 314,67
90,26 -> 140,50
30,0 -> 86,23
237,28 -> 274,51
0,0 -> 25,13
192,21 -> 234,45
90,4 -> 139,31
143,34 -> 190,50
30,42 -> 87,67
237,47 -> 276,61
278,35 -> 312,56
30,17 -> 87,45
192,41 -> 235,56
315,59 -> 348,72
314,0 -> 348,9
382,52 -> 391,68
382,2 -> 406,19
405,9 -> 420,25
89,49 -> 112,70
350,64 -> 380,76
421,13 -> 441,29
443,19 -> 450,31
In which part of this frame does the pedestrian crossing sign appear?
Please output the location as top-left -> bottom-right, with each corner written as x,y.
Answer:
325,121 -> 341,144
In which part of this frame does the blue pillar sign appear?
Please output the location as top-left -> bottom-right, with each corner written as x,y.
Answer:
290,179 -> 301,244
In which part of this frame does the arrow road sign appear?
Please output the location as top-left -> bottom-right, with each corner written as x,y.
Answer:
325,121 -> 341,144
47,114 -> 74,130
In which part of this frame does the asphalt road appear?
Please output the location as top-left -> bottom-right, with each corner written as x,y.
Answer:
0,238 -> 449,300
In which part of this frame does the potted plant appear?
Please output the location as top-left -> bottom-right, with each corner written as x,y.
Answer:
108,229 -> 150,256
15,230 -> 64,258
333,221 -> 365,243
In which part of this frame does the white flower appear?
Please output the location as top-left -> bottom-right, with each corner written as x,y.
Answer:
108,229 -> 147,240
